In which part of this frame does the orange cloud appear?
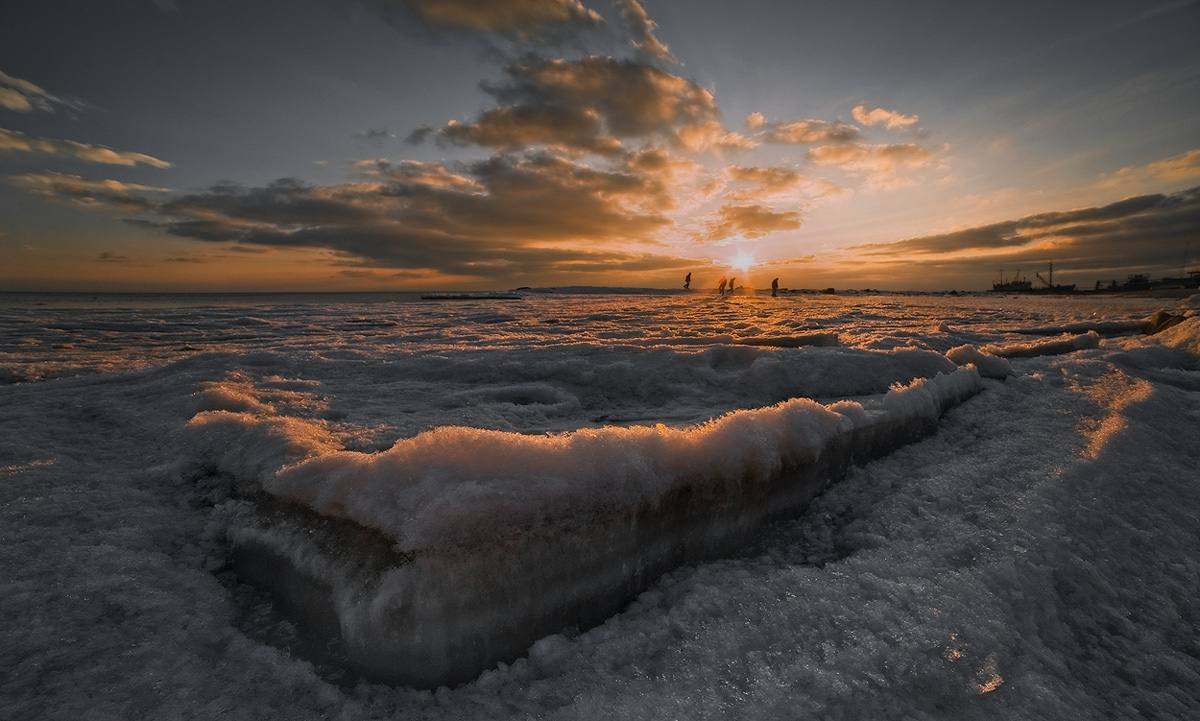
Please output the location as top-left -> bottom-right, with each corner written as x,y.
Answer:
441,107 -> 623,156
851,104 -> 919,129
616,0 -> 676,63
727,166 -> 802,192
624,146 -> 706,188
438,56 -> 743,155
700,203 -> 803,242
807,142 -> 940,187
1100,148 -> 1200,189
0,128 -> 171,168
675,120 -> 756,153
10,172 -> 169,211
0,70 -> 63,113
756,117 -> 859,144
20,151 -> 685,281
380,159 -> 482,190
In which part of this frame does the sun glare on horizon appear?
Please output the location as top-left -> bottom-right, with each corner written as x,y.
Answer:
728,249 -> 756,274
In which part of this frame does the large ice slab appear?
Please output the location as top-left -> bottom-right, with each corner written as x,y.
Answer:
202,367 -> 984,688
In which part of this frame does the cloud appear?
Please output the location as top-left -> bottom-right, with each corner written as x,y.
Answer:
807,142 -> 931,171
807,142 -> 940,187
853,186 -> 1200,277
9,172 -> 169,212
366,158 -> 482,189
677,164 -> 845,244
674,120 -> 756,153
56,150 -> 688,280
376,0 -> 603,39
439,55 -> 748,155
700,203 -> 803,242
616,0 -> 676,63
97,251 -> 131,263
441,105 -> 623,155
1100,147 -> 1200,189
719,165 -> 843,204
754,117 -> 859,144
404,124 -> 434,145
852,104 -> 919,129
353,128 -> 395,142
0,71 -> 64,113
727,165 -> 803,193
0,128 -> 171,168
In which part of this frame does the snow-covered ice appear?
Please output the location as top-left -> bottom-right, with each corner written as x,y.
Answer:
3,289 -> 1199,718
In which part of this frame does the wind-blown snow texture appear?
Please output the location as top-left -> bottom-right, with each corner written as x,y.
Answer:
3,290 -> 1199,719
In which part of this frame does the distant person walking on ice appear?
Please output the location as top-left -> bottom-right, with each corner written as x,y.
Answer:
684,272 -> 691,289
771,277 -> 779,297
718,276 -> 728,295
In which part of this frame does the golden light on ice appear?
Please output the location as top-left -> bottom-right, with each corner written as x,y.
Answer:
976,653 -> 1004,694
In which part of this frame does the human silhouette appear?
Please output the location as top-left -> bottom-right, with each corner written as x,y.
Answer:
728,277 -> 736,295
771,277 -> 779,297
718,276 -> 727,294
684,272 -> 691,289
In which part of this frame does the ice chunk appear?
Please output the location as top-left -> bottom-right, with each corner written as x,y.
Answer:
983,331 -> 1099,359
211,368 -> 984,688
945,344 -> 1014,379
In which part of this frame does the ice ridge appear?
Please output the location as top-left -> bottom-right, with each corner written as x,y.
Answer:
190,367 -> 984,687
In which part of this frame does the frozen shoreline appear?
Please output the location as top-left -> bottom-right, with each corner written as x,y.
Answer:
3,293 -> 1199,719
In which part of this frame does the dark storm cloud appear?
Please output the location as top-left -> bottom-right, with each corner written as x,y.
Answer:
856,186 -> 1200,277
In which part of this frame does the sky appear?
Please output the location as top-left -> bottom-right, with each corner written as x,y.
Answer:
2,0 -> 1199,293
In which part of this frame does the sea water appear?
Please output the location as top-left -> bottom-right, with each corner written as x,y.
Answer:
2,289 -> 1198,719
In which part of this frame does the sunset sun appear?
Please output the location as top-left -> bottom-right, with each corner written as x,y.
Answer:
729,249 -> 756,274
